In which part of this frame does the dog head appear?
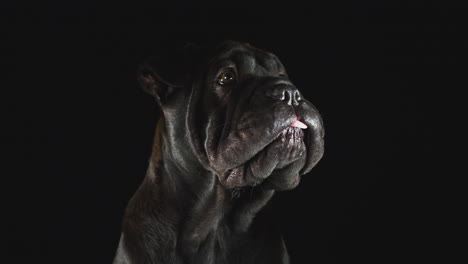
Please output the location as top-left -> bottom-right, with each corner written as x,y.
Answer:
138,41 -> 324,191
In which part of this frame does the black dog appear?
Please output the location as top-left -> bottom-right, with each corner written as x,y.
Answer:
113,41 -> 324,264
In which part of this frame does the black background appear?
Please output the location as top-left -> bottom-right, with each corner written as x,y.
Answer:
4,6 -> 457,264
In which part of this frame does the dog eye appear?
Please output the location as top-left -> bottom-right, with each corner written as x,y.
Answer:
218,70 -> 237,86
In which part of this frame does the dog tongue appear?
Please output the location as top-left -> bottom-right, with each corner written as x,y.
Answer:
290,120 -> 308,129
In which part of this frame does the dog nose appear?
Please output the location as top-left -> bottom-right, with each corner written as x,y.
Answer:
266,85 -> 302,106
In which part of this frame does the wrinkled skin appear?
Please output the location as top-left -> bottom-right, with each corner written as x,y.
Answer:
113,41 -> 324,264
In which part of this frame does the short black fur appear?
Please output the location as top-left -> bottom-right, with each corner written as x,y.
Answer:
113,41 -> 325,264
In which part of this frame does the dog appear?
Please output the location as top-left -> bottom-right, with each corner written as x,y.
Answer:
113,41 -> 324,264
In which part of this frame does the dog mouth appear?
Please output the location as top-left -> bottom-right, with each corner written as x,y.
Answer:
222,122 -> 307,188
272,126 -> 306,160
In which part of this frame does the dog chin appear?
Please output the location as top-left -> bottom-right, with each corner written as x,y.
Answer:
265,173 -> 301,191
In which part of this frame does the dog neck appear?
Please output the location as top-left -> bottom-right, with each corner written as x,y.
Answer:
133,116 -> 277,260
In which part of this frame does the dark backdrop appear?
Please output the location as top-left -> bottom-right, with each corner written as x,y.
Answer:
4,8 -> 454,264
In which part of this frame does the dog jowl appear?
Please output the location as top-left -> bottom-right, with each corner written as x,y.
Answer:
113,41 -> 324,264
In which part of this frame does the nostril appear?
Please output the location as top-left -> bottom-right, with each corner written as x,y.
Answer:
295,91 -> 301,101
280,90 -> 286,101
283,90 -> 290,103
266,88 -> 287,101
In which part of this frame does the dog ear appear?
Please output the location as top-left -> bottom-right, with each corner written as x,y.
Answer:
137,43 -> 200,105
